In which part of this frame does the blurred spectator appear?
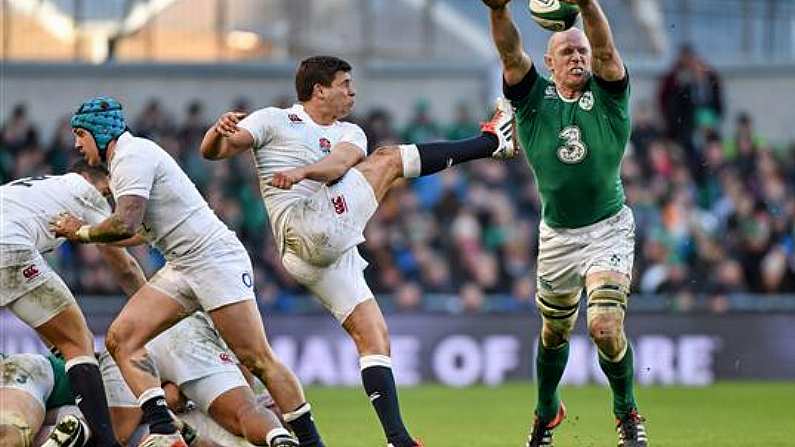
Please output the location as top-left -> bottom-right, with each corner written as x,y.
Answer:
402,99 -> 441,143
445,102 -> 480,141
658,44 -> 724,180
395,282 -> 423,313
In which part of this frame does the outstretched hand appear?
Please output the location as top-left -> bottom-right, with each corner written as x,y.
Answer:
269,169 -> 306,190
482,0 -> 512,10
214,112 -> 247,137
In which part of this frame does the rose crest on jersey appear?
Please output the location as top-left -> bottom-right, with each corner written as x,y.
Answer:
319,137 -> 332,153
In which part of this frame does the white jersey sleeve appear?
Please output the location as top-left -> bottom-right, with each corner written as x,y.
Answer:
110,148 -> 156,199
237,108 -> 279,149
338,124 -> 368,156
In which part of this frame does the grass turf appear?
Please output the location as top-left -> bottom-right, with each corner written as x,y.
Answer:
306,382 -> 795,446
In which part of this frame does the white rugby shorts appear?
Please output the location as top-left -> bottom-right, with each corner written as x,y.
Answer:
0,353 -> 54,409
1,246 -> 76,328
536,205 -> 636,299
148,235 -> 256,312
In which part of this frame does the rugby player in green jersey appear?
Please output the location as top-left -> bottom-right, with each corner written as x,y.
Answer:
482,1 -> 647,446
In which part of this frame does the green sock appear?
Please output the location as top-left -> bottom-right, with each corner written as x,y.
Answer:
535,339 -> 570,422
598,342 -> 638,419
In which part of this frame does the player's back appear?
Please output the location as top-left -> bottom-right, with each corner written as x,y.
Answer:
110,132 -> 233,262
0,174 -> 110,254
237,104 -> 367,245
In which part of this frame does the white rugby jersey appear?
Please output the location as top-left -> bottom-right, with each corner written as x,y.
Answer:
110,132 -> 232,262
0,173 -> 111,253
237,104 -> 367,253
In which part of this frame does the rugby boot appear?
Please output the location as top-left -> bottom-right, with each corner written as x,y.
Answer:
616,409 -> 648,447
42,414 -> 88,447
527,400 -> 567,447
480,97 -> 518,159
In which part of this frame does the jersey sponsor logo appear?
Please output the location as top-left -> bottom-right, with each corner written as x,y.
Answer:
22,264 -> 40,280
579,91 -> 594,111
219,352 -> 234,364
288,113 -> 304,124
557,125 -> 588,164
331,195 -> 348,215
319,137 -> 332,153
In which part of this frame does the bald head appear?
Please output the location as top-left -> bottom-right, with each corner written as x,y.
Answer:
546,27 -> 589,55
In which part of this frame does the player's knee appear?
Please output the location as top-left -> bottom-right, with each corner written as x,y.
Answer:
105,320 -> 135,358
236,349 -> 275,378
365,146 -> 402,171
588,315 -> 623,353
0,423 -> 27,447
541,321 -> 573,348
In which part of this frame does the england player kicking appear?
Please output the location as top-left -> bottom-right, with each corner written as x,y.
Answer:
1,164 -> 146,447
482,0 -> 648,445
51,98 -> 323,447
200,56 -> 518,447
100,312 -> 297,447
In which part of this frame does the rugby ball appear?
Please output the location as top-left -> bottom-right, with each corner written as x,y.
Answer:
528,0 -> 580,32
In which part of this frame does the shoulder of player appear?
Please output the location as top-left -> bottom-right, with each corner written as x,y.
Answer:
112,135 -> 164,165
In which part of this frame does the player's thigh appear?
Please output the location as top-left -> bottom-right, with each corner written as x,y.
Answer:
208,300 -> 273,368
106,279 -> 190,356
34,303 -> 94,359
354,146 -> 403,201
0,389 -> 45,447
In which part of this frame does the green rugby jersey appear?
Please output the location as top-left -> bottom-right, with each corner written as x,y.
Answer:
505,65 -> 631,228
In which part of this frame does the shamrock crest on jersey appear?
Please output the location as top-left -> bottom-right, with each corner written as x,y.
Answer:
578,91 -> 594,111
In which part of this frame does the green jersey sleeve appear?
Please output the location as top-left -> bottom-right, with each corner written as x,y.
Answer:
503,65 -> 552,123
45,355 -> 75,410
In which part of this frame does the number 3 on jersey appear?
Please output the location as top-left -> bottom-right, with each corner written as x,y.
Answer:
557,125 -> 588,164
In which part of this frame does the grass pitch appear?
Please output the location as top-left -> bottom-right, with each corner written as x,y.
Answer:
307,382 -> 795,446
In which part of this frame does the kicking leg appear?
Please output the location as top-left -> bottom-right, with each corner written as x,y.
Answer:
354,98 -> 517,201
208,300 -> 323,447
342,299 -> 415,447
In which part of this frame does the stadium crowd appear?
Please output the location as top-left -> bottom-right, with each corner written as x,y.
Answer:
3,68 -> 795,314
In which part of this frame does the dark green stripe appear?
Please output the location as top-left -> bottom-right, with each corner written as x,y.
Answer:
538,296 -> 579,311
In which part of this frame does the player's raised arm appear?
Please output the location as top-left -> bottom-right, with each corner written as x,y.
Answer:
567,0 -> 625,80
484,0 -> 533,85
201,111 -> 253,160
